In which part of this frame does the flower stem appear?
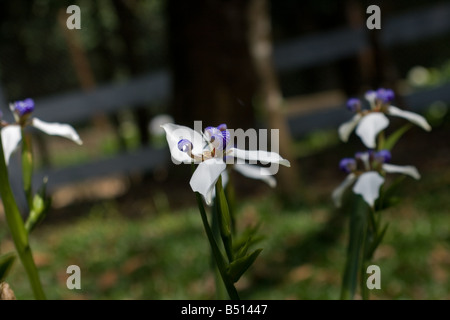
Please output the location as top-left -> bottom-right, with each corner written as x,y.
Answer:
21,130 -> 33,208
340,196 -> 367,300
360,222 -> 370,300
195,192 -> 240,300
0,135 -> 46,300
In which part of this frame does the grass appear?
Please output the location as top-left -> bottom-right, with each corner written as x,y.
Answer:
2,167 -> 449,300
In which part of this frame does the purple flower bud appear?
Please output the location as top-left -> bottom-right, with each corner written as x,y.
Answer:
346,98 -> 361,112
376,150 -> 391,163
339,158 -> 356,174
14,98 -> 35,116
217,123 -> 227,131
376,88 -> 395,104
178,139 -> 193,153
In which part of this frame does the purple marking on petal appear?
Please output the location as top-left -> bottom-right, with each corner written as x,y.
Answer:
222,130 -> 230,149
217,123 -> 227,131
178,139 -> 193,153
346,98 -> 361,112
339,158 -> 357,174
376,88 -> 395,103
365,90 -> 376,97
204,126 -> 222,142
210,134 -> 225,150
376,150 -> 392,163
14,98 -> 35,116
354,151 -> 365,160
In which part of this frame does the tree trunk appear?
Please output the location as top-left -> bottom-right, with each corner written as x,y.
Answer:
167,0 -> 258,130
247,0 -> 300,200
112,0 -> 151,146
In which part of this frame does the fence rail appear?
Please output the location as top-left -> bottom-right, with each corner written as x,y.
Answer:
1,2 -> 450,191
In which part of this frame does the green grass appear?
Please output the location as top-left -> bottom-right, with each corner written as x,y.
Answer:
2,171 -> 449,300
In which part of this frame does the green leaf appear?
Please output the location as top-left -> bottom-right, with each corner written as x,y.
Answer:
367,222 -> 389,260
215,176 -> 234,262
21,131 -> 34,207
227,248 -> 263,283
376,176 -> 406,211
233,224 -> 264,260
0,253 -> 16,283
382,124 -> 412,151
340,195 -> 368,300
25,178 -> 52,233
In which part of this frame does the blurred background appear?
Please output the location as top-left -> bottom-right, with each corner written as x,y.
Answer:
0,0 -> 449,299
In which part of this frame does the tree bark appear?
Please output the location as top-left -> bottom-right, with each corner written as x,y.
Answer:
247,0 -> 300,200
167,0 -> 259,130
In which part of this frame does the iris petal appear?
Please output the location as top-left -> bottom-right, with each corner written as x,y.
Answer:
338,114 -> 362,143
332,173 -> 357,208
352,171 -> 385,208
190,158 -> 227,206
1,125 -> 22,165
387,106 -> 431,132
161,123 -> 205,164
32,118 -> 82,145
233,164 -> 277,188
382,163 -> 420,180
355,113 -> 389,148
229,148 -> 290,167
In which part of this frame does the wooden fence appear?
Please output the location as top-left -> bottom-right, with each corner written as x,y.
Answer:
2,2 -> 450,192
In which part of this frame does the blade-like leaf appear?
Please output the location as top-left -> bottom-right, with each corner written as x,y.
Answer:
382,124 -> 412,151
0,253 -> 16,283
215,176 -> 234,262
340,195 -> 368,300
21,132 -> 33,207
227,249 -> 263,283
25,178 -> 52,233
367,222 -> 390,260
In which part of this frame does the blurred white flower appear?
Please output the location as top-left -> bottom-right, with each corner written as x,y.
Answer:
332,150 -> 420,208
339,88 -> 431,148
1,98 -> 82,164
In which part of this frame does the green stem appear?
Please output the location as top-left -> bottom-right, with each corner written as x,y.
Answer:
215,176 -> 234,263
340,196 -> 367,300
191,163 -> 239,300
360,221 -> 369,300
0,134 -> 46,299
21,130 -> 33,208
195,192 -> 240,300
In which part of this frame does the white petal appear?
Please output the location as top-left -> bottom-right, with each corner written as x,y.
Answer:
233,164 -> 277,188
1,125 -> 22,165
352,171 -> 385,208
358,152 -> 371,171
208,171 -> 229,202
32,118 -> 82,145
338,114 -> 362,143
190,158 -> 226,206
382,163 -> 420,180
355,113 -> 389,148
332,173 -> 357,208
161,123 -> 205,164
228,148 -> 290,167
387,106 -> 431,132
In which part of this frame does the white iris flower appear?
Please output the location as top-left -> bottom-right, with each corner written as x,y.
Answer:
1,98 -> 82,164
339,88 -> 431,148
161,123 -> 290,205
332,150 -> 420,208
